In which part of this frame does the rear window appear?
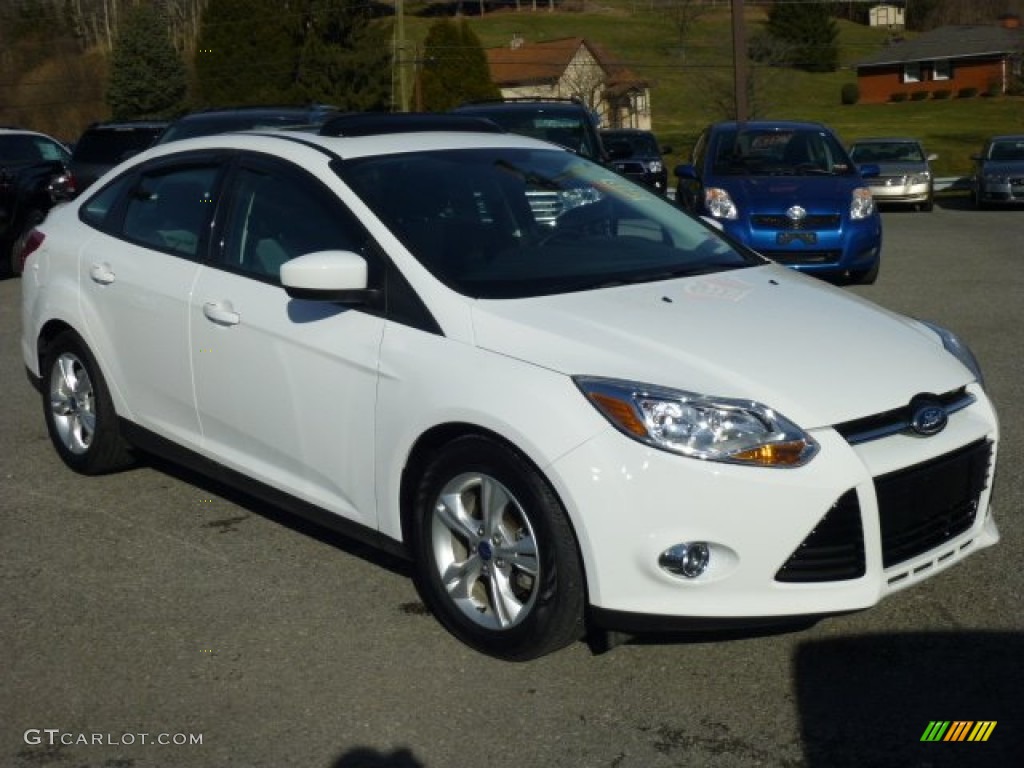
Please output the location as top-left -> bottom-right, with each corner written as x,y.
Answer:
73,127 -> 164,163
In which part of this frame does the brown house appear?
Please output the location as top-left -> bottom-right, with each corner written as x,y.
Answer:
854,20 -> 1023,104
484,36 -> 652,130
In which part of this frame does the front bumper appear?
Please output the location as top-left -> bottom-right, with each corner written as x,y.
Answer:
867,179 -> 932,205
977,179 -> 1024,204
548,384 -> 998,628
721,215 -> 882,279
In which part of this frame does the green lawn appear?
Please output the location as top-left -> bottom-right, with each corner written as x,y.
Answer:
403,4 -> 1023,177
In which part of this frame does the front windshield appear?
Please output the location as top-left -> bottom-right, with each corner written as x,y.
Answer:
711,128 -> 855,177
339,148 -> 760,299
850,141 -> 924,164
988,139 -> 1024,162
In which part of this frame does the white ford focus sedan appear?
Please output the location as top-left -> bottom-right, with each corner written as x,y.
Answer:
20,114 -> 999,660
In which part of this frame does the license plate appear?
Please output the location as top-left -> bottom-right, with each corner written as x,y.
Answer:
777,231 -> 817,245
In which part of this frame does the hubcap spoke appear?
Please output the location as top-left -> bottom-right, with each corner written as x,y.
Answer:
487,566 -> 523,628
441,555 -> 482,601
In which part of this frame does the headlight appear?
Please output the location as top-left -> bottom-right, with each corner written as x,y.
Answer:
908,172 -> 931,185
646,160 -> 664,173
850,187 -> 875,220
705,187 -> 738,220
920,321 -> 986,389
574,377 -> 819,468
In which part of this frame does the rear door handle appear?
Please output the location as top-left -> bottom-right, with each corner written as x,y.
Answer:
202,301 -> 240,326
89,262 -> 115,285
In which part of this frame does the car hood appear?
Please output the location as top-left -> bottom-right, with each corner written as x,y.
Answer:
469,264 -> 973,430
711,174 -> 863,211
866,162 -> 929,175
980,160 -> 1024,174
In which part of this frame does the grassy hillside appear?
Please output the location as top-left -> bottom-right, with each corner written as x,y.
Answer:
410,4 -> 1023,177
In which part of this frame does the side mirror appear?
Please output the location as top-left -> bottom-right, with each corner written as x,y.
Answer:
281,250 -> 379,304
926,153 -> 938,162
674,163 -> 698,180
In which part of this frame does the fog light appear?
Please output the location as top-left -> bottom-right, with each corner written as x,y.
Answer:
659,542 -> 710,579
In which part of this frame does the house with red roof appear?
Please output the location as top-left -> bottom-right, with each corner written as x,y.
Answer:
854,17 -> 1023,103
484,36 -> 652,129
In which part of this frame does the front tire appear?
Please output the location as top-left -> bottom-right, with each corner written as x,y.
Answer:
41,331 -> 133,474
411,435 -> 585,660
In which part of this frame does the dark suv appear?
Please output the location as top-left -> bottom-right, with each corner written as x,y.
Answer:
70,120 -> 168,189
600,128 -> 672,195
156,104 -> 339,145
451,98 -> 608,164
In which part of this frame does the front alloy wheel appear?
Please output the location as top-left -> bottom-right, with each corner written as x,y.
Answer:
430,471 -> 540,631
413,435 -> 585,660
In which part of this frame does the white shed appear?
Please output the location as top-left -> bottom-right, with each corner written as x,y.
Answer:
870,4 -> 906,28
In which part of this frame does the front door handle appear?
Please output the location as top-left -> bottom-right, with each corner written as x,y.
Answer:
202,301 -> 240,326
89,262 -> 115,285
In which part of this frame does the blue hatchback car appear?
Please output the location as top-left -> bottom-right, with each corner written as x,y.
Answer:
675,120 -> 882,284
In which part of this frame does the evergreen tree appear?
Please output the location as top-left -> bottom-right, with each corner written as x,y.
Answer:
194,0 -> 297,106
294,0 -> 393,111
765,0 -> 838,73
420,18 -> 500,112
106,3 -> 187,119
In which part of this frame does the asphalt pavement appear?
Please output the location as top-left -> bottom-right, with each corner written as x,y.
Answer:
2,195 -> 1022,768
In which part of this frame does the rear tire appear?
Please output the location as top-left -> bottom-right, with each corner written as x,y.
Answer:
411,435 -> 585,660
41,331 -> 133,475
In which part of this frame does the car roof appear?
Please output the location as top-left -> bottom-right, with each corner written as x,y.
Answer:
710,120 -> 830,131
125,126 -> 564,165
81,120 -> 170,131
454,99 -> 588,114
850,137 -> 923,144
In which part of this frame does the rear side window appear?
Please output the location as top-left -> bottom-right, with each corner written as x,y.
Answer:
73,128 -> 162,163
122,165 -> 219,258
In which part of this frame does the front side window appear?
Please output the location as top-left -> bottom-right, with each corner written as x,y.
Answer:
339,148 -> 758,299
122,165 -> 219,258
219,162 -> 365,281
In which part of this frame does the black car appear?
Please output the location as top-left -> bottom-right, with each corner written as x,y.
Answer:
600,128 -> 672,195
0,128 -> 76,277
451,98 -> 608,164
70,120 -> 168,189
156,104 -> 339,145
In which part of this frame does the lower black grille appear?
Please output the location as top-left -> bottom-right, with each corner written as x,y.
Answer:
761,250 -> 841,265
877,440 -> 992,567
776,491 -> 866,582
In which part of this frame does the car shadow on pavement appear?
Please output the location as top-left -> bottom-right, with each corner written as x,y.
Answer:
794,631 -> 1023,767
141,452 -> 413,579
331,746 -> 425,767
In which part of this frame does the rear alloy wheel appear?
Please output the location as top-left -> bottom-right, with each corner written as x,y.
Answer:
42,331 -> 133,474
412,435 -> 585,660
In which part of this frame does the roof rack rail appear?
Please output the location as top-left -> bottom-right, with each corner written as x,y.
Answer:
458,97 -> 584,106
319,113 -> 506,138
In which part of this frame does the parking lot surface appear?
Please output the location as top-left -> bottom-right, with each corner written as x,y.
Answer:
2,197 -> 1022,767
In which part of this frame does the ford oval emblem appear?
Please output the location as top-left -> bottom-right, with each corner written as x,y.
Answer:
910,403 -> 948,436
786,205 -> 807,222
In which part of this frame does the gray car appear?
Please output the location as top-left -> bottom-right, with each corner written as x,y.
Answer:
849,137 -> 936,211
971,134 -> 1024,208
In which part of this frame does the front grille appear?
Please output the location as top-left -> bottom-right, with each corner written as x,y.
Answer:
761,250 -> 840,265
775,491 -> 866,582
835,388 -> 975,445
877,439 -> 992,568
752,214 -> 840,230
526,190 -> 562,226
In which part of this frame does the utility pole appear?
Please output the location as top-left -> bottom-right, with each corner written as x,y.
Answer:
396,0 -> 409,112
731,0 -> 748,122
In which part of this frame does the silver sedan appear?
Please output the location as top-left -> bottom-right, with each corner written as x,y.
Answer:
849,137 -> 936,211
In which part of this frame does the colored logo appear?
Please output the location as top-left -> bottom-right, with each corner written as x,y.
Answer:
920,721 -> 996,742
